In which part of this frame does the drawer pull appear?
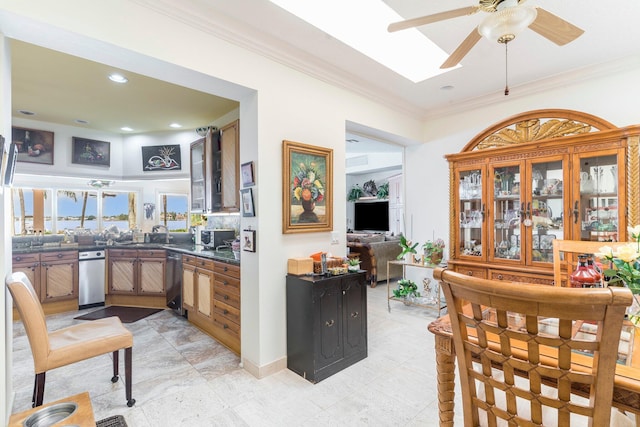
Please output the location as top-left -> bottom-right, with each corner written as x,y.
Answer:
15,256 -> 22,261
467,271 -> 473,276
351,311 -> 359,318
223,323 -> 229,329
224,295 -> 229,300
223,280 -> 228,286
57,253 -> 63,258
497,274 -> 504,280
325,319 -> 334,327
223,309 -> 228,315
200,261 -> 205,266
224,266 -> 228,272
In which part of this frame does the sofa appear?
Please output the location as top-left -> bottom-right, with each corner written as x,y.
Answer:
347,233 -> 403,287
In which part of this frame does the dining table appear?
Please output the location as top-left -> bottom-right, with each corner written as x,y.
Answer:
428,312 -> 640,426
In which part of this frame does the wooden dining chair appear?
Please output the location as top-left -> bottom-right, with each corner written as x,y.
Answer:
6,272 -> 135,408
552,240 -> 628,286
435,267 -> 632,426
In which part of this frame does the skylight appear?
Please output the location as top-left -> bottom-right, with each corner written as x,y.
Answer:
269,0 -> 453,83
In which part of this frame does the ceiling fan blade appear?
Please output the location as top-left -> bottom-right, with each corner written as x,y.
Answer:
440,28 -> 482,69
388,6 -> 478,33
529,7 -> 584,46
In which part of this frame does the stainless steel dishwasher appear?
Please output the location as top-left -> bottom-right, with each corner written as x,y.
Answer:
78,250 -> 106,309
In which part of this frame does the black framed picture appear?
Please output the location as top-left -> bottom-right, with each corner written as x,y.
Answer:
241,161 -> 255,187
240,188 -> 255,217
141,145 -> 182,171
72,137 -> 110,166
242,229 -> 256,252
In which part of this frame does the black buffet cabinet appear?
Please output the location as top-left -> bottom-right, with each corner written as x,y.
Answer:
286,272 -> 368,383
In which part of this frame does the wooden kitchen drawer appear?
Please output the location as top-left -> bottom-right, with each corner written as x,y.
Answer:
108,249 -> 137,258
12,253 -> 40,264
488,269 -> 554,286
182,254 -> 214,270
214,274 -> 240,294
214,287 -> 240,309
213,261 -> 240,279
213,299 -> 240,324
212,314 -> 240,338
138,249 -> 165,258
41,250 -> 77,262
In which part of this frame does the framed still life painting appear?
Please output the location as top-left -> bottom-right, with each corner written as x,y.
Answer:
282,140 -> 333,234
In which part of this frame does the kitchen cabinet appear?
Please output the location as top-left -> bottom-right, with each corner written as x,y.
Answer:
107,248 -> 166,296
189,120 -> 239,214
12,250 -> 78,316
286,272 -> 367,383
219,119 -> 240,212
447,109 -> 640,285
182,254 -> 241,354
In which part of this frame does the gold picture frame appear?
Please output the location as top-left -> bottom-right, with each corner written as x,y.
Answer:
282,140 -> 333,234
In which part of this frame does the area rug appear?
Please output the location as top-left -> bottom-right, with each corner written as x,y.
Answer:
75,306 -> 162,323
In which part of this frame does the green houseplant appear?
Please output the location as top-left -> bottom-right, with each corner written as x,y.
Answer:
347,184 -> 363,202
393,278 -> 420,299
423,238 -> 445,266
347,257 -> 360,272
397,235 -> 419,261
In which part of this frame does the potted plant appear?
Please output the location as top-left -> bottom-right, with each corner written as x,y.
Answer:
397,235 -> 419,261
347,257 -> 360,272
423,238 -> 445,266
347,184 -> 363,202
393,278 -> 421,302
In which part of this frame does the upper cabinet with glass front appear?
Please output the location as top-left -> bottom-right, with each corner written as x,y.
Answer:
447,109 -> 640,285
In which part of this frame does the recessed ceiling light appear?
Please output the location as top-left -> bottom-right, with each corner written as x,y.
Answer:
75,119 -> 89,124
18,110 -> 36,116
108,73 -> 128,83
121,126 -> 133,132
169,123 -> 182,128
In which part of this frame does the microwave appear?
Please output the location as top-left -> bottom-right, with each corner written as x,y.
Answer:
201,229 -> 236,249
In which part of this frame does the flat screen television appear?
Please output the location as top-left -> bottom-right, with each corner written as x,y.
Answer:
354,200 -> 389,232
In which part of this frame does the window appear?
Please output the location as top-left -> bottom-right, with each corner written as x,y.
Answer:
103,191 -> 137,231
57,190 -> 99,232
159,194 -> 189,231
11,188 -> 52,235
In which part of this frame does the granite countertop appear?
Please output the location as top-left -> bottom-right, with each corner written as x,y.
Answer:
12,242 -> 240,265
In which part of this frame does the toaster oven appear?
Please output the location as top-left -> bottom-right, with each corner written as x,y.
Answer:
201,229 -> 236,249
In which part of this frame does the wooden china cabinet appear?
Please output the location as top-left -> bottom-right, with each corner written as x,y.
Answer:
446,109 -> 640,286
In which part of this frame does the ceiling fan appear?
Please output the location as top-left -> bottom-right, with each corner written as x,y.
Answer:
388,0 -> 584,69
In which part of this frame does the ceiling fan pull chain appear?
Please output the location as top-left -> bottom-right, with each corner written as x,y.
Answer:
504,41 -> 509,96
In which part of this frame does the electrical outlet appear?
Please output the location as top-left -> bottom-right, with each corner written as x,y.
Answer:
331,232 -> 339,245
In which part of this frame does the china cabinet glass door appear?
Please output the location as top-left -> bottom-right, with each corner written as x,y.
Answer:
528,159 -> 566,264
575,153 -> 621,242
490,164 -> 522,262
457,168 -> 484,260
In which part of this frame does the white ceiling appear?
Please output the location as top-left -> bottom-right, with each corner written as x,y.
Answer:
9,0 -> 640,156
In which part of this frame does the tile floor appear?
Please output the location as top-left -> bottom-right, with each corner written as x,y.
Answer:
10,282 -> 464,426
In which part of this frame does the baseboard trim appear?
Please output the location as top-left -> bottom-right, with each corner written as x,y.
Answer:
242,356 -> 287,379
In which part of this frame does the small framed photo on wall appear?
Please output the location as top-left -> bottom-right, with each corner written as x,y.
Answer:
241,161 -> 255,187
240,188 -> 255,217
242,229 -> 256,252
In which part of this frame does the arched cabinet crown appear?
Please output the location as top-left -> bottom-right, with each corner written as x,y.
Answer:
446,108 -> 640,286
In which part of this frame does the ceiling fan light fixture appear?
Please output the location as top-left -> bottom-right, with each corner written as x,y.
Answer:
478,5 -> 537,44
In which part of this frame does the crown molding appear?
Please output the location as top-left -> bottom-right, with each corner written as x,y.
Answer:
129,0 -> 425,119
